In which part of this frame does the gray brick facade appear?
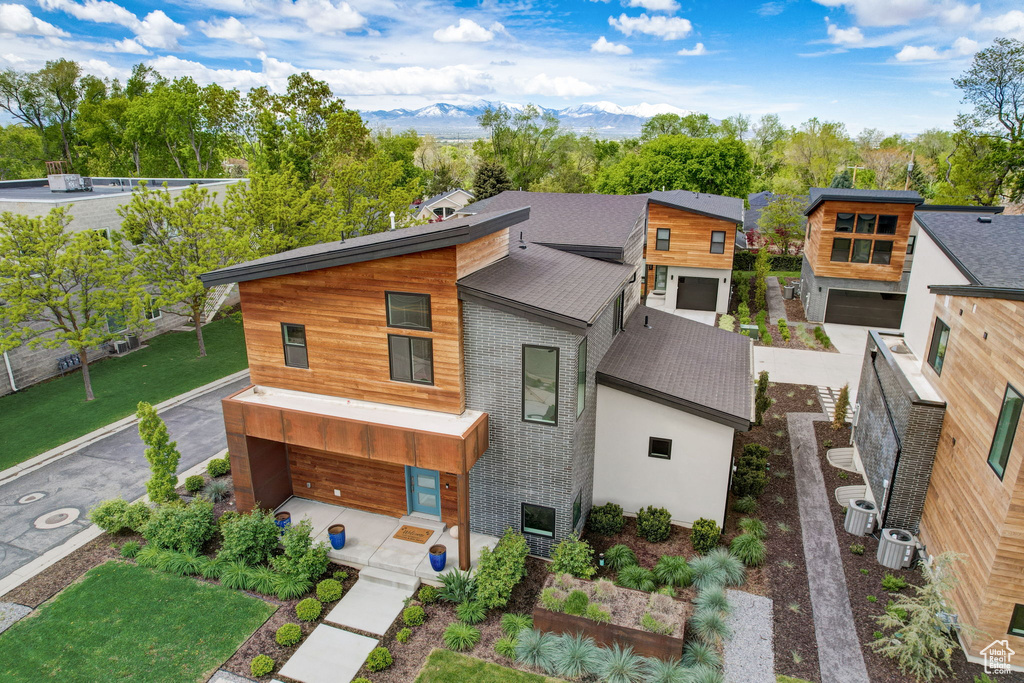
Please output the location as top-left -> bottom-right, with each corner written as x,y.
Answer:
800,256 -> 910,323
853,332 -> 945,532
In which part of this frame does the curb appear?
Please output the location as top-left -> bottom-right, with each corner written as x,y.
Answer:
0,369 -> 249,487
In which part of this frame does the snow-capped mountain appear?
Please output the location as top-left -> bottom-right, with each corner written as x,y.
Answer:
360,100 -> 704,138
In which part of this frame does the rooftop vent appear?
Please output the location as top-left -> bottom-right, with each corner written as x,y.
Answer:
978,216 -> 993,223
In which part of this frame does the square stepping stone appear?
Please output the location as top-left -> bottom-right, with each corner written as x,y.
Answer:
325,579 -> 413,635
279,624 -> 378,683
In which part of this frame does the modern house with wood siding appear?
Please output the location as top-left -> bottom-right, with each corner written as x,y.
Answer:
202,190 -> 753,573
799,188 -> 923,327
849,211 -> 1024,663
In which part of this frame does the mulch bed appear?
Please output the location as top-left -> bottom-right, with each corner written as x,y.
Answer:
729,274 -> 829,352
781,277 -> 809,323
810,421 -> 1015,683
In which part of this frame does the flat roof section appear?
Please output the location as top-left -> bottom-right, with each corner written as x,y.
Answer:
0,177 -> 239,203
876,332 -> 944,403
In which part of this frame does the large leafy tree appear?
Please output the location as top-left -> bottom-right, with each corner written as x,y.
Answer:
759,195 -> 806,255
748,114 -> 788,192
782,118 -> 854,191
0,207 -> 139,400
478,105 -> 564,190
0,124 -> 44,179
473,161 -> 513,200
221,166 -> 328,256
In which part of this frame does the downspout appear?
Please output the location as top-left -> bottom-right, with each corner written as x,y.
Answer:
3,351 -> 16,392
870,347 -> 903,529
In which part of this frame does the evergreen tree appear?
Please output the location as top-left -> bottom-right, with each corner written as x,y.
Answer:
137,401 -> 181,504
473,161 -> 513,200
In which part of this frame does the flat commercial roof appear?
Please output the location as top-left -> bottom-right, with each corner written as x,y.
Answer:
0,177 -> 239,203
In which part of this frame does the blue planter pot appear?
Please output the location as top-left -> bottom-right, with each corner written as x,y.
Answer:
429,544 -> 447,572
275,511 -> 291,535
329,524 -> 346,550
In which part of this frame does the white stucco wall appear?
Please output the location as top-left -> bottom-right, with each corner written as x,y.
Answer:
593,385 -> 735,528
902,227 -> 970,357
663,266 -> 732,314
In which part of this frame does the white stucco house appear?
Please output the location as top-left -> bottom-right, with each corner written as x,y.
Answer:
412,188 -> 475,222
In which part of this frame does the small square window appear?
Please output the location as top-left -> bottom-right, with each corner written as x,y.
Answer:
855,214 -> 877,234
282,323 -> 308,369
389,334 -> 433,385
877,215 -> 899,235
649,437 -> 672,459
1008,604 -> 1024,636
830,237 -> 852,262
851,239 -> 872,263
710,231 -> 726,254
871,240 -> 894,265
386,292 -> 432,331
522,503 -> 555,538
572,490 -> 582,530
927,317 -> 949,375
835,213 -> 855,232
656,228 -> 670,251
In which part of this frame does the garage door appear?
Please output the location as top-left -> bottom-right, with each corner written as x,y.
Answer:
675,276 -> 718,311
824,289 -> 906,328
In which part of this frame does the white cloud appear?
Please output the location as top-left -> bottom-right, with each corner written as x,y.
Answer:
0,4 -> 69,37
79,57 -> 128,80
677,42 -> 708,56
519,73 -> 600,97
625,0 -> 680,12
609,13 -> 692,40
38,0 -> 187,48
826,22 -> 863,45
433,18 -> 501,43
813,0 -> 979,28
199,16 -> 265,49
278,0 -> 365,33
977,10 -> 1024,40
591,35 -> 631,54
134,10 -> 188,49
894,35 -> 979,61
951,36 -> 978,54
97,37 -> 149,54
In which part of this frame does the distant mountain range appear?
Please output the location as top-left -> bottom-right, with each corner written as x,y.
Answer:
359,100 -> 704,138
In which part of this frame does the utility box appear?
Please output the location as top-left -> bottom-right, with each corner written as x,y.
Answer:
783,285 -> 795,299
843,499 -> 877,536
877,528 -> 916,569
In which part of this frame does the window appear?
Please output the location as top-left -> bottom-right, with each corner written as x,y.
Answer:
106,312 -> 128,334
572,490 -> 582,529
654,266 -> 667,291
649,437 -> 672,459
906,235 -> 916,254
522,503 -> 555,538
835,213 -> 855,232
988,384 -> 1023,480
877,215 -> 899,235
385,292 -> 432,331
851,239 -> 872,263
523,345 -> 559,424
389,335 -> 433,384
1008,604 -> 1024,636
144,295 -> 161,321
656,228 -> 670,251
855,214 -> 877,234
281,323 -> 308,369
830,238 -> 852,262
710,231 -> 726,254
613,291 -> 625,335
926,318 -> 949,375
576,338 -> 587,419
871,240 -> 894,265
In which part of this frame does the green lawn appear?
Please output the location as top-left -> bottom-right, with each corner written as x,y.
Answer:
0,316 -> 247,471
414,649 -> 564,683
0,561 -> 274,682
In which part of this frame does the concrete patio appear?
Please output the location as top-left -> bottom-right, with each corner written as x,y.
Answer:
274,497 -> 498,582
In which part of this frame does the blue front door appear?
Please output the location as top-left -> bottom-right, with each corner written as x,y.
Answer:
408,467 -> 441,517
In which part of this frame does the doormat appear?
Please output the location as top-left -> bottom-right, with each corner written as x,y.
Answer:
393,525 -> 434,544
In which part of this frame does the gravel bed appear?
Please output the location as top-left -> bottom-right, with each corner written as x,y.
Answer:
208,670 -> 255,683
724,589 -> 774,683
0,602 -> 32,635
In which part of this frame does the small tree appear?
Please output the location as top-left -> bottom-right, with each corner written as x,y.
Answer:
872,552 -> 974,682
137,401 -> 180,503
760,195 -> 806,255
754,370 -> 772,426
833,384 -> 850,430
472,160 -> 513,200
753,246 -> 770,312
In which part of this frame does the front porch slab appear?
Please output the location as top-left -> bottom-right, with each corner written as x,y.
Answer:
278,498 -> 346,539
328,508 -> 401,566
368,515 -> 445,575
278,624 -> 378,683
415,528 -> 498,582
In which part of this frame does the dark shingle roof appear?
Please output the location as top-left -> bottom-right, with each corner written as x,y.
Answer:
916,212 -> 1024,289
647,190 -> 744,224
457,244 -> 634,330
201,207 -> 529,287
806,188 -> 923,215
597,306 -> 752,430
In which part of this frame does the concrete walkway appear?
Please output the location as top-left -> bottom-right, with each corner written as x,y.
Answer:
753,346 -> 863,397
765,276 -> 789,324
788,412 -> 870,683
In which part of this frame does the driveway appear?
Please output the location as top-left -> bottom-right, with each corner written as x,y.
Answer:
0,376 -> 250,584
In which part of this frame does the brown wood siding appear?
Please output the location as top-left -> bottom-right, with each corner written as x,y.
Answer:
238,248 -> 465,413
645,205 -> 735,270
803,201 -> 914,281
917,296 -> 1024,655
456,228 -> 509,279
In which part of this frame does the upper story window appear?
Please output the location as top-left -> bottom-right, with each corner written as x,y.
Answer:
830,237 -> 894,265
830,238 -> 851,262
835,213 -> 855,232
871,240 -> 894,265
388,334 -> 433,384
145,295 -> 162,321
877,215 -> 899,235
988,384 -> 1023,480
926,317 -> 949,375
855,214 -> 876,234
851,239 -> 872,263
282,323 -> 309,368
710,231 -> 726,254
906,235 -> 916,254
386,292 -> 432,331
655,228 -> 670,251
576,338 -> 587,419
613,291 -> 625,335
523,345 -> 559,425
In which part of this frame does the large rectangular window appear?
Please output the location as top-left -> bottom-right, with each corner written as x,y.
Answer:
576,338 -> 587,419
988,384 -> 1023,480
389,334 -> 433,384
710,230 -> 726,254
649,437 -> 672,460
877,215 -> 899,235
1009,604 -> 1024,636
871,240 -> 894,265
851,239 -> 872,263
654,266 -> 667,291
655,228 -> 670,251
830,237 -> 852,262
522,503 -> 555,538
281,323 -> 309,369
834,213 -> 855,232
523,345 -> 559,425
855,214 -> 877,234
926,318 -> 950,375
385,292 -> 431,331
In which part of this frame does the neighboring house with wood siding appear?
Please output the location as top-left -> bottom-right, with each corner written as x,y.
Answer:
849,211 -> 1024,664
202,191 -> 753,571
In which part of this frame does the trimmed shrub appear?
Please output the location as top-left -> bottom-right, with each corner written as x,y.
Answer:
515,629 -> 559,672
396,627 -> 412,643
250,654 -> 274,677
271,520 -> 329,582
540,587 -> 567,612
443,622 -> 481,651
552,632 -> 602,679
418,585 -> 439,604
653,555 -> 692,588
143,499 -> 215,554
217,510 -> 239,527
737,301 -> 751,324
604,544 -> 637,571
295,597 -> 322,622
365,646 -> 393,672
636,506 -> 672,542
120,541 -> 141,559
733,444 -> 770,498
475,528 -> 529,609
585,603 -> 611,623
438,569 -> 477,604
778,318 -> 791,342
549,534 -> 596,579
851,543 -> 866,556
563,590 -> 590,616
207,456 -> 231,478
616,565 -> 657,592
89,498 -> 151,534
218,508 -> 280,566
760,328 -> 772,346
137,402 -> 180,504
403,604 -> 426,626
595,643 -> 645,683
456,600 -> 486,625
316,578 -> 343,602
495,635 -> 518,659
814,325 -> 832,348
732,495 -> 758,514
184,475 -> 205,494
333,569 -> 349,582
690,518 -> 721,554
882,573 -> 909,592
501,612 -> 533,637
588,502 -> 625,535
731,533 -> 767,567
718,314 -> 736,332
275,623 -> 302,647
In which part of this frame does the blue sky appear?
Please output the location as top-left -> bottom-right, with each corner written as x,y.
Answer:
1,0 -> 1022,135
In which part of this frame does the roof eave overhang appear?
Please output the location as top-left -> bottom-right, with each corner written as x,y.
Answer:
596,372 -> 751,431
927,285 -> 1024,301
804,195 -> 924,216
535,242 -> 625,262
